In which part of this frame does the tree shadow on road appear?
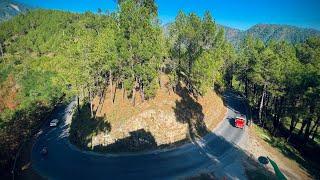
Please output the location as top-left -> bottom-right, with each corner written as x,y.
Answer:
69,103 -> 111,149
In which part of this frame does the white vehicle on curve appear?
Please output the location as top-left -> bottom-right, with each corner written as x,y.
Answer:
50,119 -> 59,127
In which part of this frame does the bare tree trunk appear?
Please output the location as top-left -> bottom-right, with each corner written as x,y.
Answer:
245,77 -> 249,98
89,89 -> 94,118
77,95 -> 80,113
113,80 -> 117,104
298,119 -> 307,137
259,83 -> 267,124
98,73 -> 109,114
262,93 -> 269,128
304,119 -> 312,142
311,123 -> 319,141
310,117 -> 320,141
0,43 -> 3,58
131,77 -> 137,106
122,82 -> 125,101
303,104 -> 315,143
109,70 -> 113,104
139,78 -> 145,102
178,44 -> 181,66
287,114 -> 298,142
272,97 -> 281,136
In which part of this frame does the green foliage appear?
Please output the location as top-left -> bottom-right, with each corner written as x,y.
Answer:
233,35 -> 320,154
0,1 -> 165,174
169,11 -> 234,95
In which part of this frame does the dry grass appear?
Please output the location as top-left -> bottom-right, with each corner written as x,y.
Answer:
0,74 -> 19,112
90,74 -> 227,147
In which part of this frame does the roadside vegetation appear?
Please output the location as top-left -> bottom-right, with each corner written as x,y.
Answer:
230,36 -> 320,178
0,0 -> 319,178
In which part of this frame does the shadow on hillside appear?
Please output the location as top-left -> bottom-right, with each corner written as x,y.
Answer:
69,103 -> 111,149
173,82 -> 208,140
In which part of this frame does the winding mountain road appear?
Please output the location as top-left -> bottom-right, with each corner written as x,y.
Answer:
31,91 -> 250,179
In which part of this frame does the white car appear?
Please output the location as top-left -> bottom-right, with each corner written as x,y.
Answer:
50,119 -> 59,127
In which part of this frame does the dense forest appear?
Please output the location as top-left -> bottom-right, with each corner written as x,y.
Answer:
0,0 -> 319,177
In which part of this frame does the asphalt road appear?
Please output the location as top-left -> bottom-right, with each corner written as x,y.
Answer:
31,91 -> 249,180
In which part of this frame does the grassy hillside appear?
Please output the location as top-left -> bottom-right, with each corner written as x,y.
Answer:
0,9 -> 94,177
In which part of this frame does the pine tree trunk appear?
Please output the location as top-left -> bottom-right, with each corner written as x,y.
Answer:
158,76 -> 161,88
122,82 -> 125,101
298,119 -> 307,137
303,104 -> 315,142
77,95 -> 80,113
131,77 -> 137,106
310,117 -> 320,141
178,44 -> 181,66
262,93 -> 269,128
113,81 -> 117,104
311,123 -> 319,141
89,89 -> 94,118
304,119 -> 312,142
287,114 -> 297,142
272,98 -> 279,135
139,78 -> 145,102
259,83 -> 267,124
0,43 -> 3,57
245,77 -> 248,98
99,74 -> 108,113
109,70 -> 113,104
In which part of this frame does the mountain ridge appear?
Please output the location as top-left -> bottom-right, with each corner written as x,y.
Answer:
221,23 -> 320,45
1,1 -> 319,45
0,0 -> 30,22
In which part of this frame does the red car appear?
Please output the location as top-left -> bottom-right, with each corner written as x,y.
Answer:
235,116 -> 246,129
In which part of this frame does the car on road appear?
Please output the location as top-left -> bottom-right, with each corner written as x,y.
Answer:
235,115 -> 246,129
50,119 -> 59,127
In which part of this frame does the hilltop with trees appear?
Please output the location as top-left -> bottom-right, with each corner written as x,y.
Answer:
222,24 -> 320,46
0,0 -> 319,178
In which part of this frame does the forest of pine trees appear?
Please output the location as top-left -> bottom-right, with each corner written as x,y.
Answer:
0,0 -> 319,176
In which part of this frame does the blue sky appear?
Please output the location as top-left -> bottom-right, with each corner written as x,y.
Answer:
16,0 -> 320,30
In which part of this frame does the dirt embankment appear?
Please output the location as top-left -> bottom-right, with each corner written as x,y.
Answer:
0,74 -> 19,112
87,75 -> 227,151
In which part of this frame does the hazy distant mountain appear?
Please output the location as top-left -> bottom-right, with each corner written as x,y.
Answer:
2,1 -> 319,45
165,22 -> 320,46
0,0 -> 30,22
221,24 -> 320,45
217,25 -> 242,45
